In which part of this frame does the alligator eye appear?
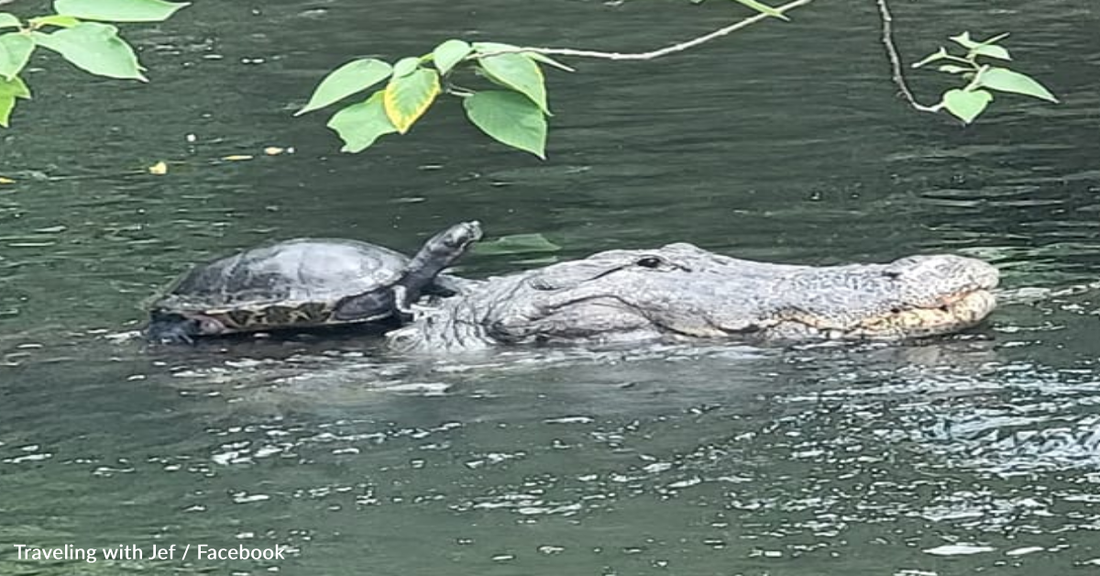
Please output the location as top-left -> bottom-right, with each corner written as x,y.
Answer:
890,308 -> 901,315
636,256 -> 664,269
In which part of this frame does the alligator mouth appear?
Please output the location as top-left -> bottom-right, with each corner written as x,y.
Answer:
849,288 -> 997,338
764,288 -> 997,340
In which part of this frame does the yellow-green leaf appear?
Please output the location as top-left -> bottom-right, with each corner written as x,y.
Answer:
0,74 -> 30,99
0,75 -> 29,127
0,94 -> 15,127
29,15 -> 81,28
327,91 -> 398,153
383,67 -> 439,134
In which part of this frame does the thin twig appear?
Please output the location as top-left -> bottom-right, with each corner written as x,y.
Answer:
875,0 -> 938,112
483,0 -> 816,62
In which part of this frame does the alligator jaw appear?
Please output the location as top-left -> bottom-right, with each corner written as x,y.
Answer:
757,288 -> 998,340
849,288 -> 997,338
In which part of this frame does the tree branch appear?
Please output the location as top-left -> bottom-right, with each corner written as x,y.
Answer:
875,0 -> 938,112
487,0 -> 816,62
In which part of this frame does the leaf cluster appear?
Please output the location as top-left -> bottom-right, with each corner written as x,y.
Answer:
297,41 -> 571,159
298,0 -> 796,157
913,31 -> 1058,124
0,0 -> 189,127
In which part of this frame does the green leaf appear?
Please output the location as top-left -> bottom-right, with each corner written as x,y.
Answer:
949,31 -> 978,50
472,42 -> 574,72
937,64 -> 971,74
0,74 -> 31,99
0,33 -> 33,80
433,39 -> 471,75
0,74 -> 28,127
478,53 -> 549,114
0,94 -> 14,127
0,13 -> 21,29
942,88 -> 992,124
383,67 -> 440,133
463,90 -> 547,158
326,91 -> 398,153
970,44 -> 1011,61
29,15 -> 81,28
33,22 -> 145,80
731,0 -> 789,20
950,31 -> 1013,61
976,66 -> 1058,102
911,47 -> 948,69
295,58 -> 392,116
53,0 -> 189,22
473,233 -> 561,256
392,56 -> 419,78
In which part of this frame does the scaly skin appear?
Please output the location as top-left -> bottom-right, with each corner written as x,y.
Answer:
386,243 -> 999,352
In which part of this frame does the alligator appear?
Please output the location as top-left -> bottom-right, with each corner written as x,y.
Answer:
386,242 -> 999,352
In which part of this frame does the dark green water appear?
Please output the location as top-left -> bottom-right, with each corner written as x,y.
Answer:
2,0 -> 1099,574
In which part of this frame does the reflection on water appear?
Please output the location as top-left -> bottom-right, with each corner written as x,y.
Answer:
1,0 -> 1099,573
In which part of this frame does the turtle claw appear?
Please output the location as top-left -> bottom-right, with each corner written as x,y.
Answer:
393,285 -> 413,317
145,314 -> 200,345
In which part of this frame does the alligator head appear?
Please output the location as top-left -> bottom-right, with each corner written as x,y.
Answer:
387,242 -> 999,352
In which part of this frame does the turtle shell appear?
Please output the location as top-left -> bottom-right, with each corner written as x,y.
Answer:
152,238 -> 410,333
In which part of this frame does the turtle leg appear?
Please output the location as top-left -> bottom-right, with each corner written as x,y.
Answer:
145,313 -> 226,344
393,285 -> 441,321
393,285 -> 412,316
333,288 -> 394,322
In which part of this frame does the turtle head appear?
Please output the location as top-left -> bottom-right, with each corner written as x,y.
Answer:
430,221 -> 482,256
416,220 -> 483,265
402,221 -> 483,291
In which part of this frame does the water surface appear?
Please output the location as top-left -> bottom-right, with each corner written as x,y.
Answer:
1,0 -> 1099,574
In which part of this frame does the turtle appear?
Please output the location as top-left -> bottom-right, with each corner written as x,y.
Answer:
145,221 -> 482,343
